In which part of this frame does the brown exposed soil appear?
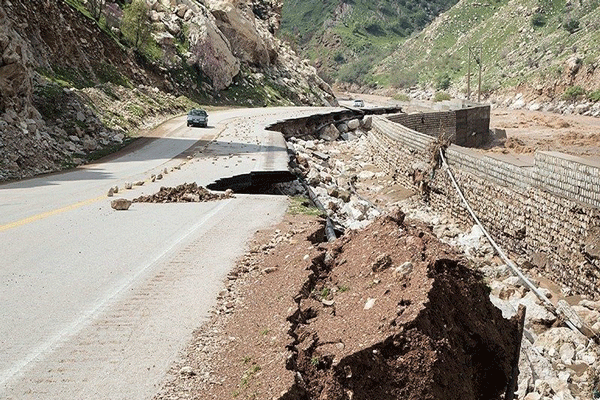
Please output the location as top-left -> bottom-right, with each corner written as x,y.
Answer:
489,109 -> 600,157
154,210 -> 521,400
132,183 -> 233,203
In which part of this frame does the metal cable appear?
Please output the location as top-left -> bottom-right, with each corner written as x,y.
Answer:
438,149 -> 582,335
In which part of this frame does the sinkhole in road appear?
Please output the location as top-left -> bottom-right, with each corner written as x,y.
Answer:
207,170 -> 296,194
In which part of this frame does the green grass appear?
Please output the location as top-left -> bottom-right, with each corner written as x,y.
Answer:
434,91 -> 452,102
563,85 -> 585,100
338,284 -> 350,293
393,93 -> 410,101
240,364 -> 261,387
287,196 -> 324,216
588,90 -> 600,102
33,82 -> 70,120
93,62 -> 131,87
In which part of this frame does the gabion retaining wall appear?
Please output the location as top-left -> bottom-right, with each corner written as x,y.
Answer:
369,116 -> 600,299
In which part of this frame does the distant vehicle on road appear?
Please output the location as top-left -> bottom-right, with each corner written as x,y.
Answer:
353,99 -> 365,108
187,109 -> 208,127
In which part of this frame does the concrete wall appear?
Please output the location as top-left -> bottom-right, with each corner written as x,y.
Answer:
387,105 -> 491,147
368,116 -> 600,299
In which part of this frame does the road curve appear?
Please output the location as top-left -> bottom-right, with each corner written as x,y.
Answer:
0,106 -> 329,399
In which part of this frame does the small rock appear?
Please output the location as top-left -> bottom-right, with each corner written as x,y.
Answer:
319,124 -> 340,141
371,254 -> 392,272
107,187 -> 115,197
322,299 -> 335,307
182,193 -> 200,202
134,181 -> 145,186
125,182 -> 133,190
361,116 -> 372,130
559,343 -> 575,365
262,267 -> 278,274
180,366 -> 196,376
336,123 -> 349,133
364,298 -> 376,310
393,262 -> 413,279
151,175 -> 156,182
112,186 -> 119,194
358,171 -> 375,180
338,189 -> 351,203
111,198 -> 132,210
157,174 -> 163,180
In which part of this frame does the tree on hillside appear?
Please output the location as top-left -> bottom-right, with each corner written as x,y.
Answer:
87,0 -> 106,20
121,0 -> 152,51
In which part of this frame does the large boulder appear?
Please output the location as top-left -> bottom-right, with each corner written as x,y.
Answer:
186,5 -> 240,90
319,124 -> 340,141
360,116 -> 373,130
347,119 -> 360,130
207,0 -> 271,67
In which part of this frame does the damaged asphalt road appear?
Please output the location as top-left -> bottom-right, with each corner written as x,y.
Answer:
0,107 -> 328,399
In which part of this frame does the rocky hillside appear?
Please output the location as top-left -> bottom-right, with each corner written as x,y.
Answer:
375,0 -> 600,106
0,0 -> 335,181
280,0 -> 458,87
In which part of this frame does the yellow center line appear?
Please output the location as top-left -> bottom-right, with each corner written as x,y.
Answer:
1,117 -> 234,234
0,195 -> 107,233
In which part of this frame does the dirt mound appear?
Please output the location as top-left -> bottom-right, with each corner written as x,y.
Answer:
283,213 -> 522,400
133,183 -> 233,203
154,212 -> 523,400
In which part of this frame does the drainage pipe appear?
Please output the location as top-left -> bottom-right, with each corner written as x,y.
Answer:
300,180 -> 337,242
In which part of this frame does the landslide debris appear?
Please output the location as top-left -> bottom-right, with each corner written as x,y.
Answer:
133,183 -> 233,203
154,211 -> 523,400
283,211 -> 522,400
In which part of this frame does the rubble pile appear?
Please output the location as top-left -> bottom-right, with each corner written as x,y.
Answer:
286,129 -> 386,231
133,183 -> 233,203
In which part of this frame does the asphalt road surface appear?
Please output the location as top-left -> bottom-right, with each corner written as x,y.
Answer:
0,107 -> 327,399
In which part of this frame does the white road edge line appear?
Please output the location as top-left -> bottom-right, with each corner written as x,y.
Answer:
0,198 -> 233,392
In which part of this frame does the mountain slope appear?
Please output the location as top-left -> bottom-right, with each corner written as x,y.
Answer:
375,0 -> 600,101
280,0 -> 459,86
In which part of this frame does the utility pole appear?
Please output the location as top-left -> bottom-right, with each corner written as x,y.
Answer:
467,47 -> 471,101
467,46 -> 483,103
476,46 -> 482,103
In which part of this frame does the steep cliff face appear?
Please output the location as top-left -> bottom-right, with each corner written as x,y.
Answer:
0,0 -> 335,181
0,3 -> 35,120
